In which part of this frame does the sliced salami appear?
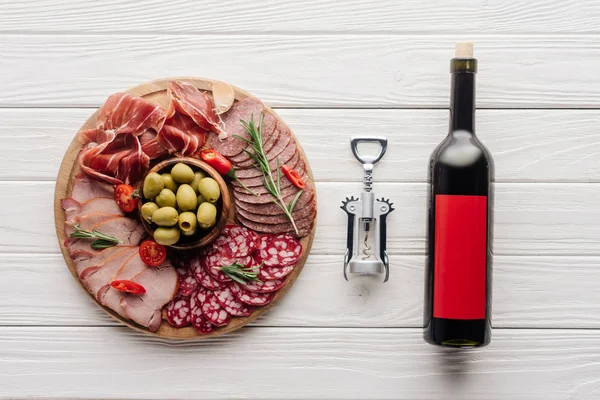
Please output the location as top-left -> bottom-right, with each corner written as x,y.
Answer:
243,278 -> 284,293
177,267 -> 199,296
260,264 -> 295,281
258,234 -> 303,267
230,282 -> 275,306
201,292 -> 231,327
190,288 -> 214,334
202,249 -> 233,283
165,296 -> 191,328
214,287 -> 254,317
198,266 -> 228,290
212,225 -> 259,258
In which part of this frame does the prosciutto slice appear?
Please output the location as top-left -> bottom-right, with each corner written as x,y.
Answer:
167,80 -> 223,136
158,112 -> 207,157
96,93 -> 166,135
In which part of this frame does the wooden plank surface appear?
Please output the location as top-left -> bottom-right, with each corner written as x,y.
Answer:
2,254 -> 600,329
2,34 -> 600,108
9,181 -> 600,255
2,108 -> 600,183
1,0 -> 598,34
0,327 -> 599,399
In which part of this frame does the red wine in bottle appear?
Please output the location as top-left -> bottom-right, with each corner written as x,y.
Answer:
424,43 -> 494,348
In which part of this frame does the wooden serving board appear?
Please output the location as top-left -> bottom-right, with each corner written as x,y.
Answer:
54,77 -> 316,339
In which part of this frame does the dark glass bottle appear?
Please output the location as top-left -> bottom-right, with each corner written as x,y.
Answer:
423,44 -> 494,348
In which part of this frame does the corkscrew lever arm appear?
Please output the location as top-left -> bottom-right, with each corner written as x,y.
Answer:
350,137 -> 388,192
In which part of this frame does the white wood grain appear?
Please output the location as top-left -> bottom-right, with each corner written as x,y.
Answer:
2,34 -> 600,108
5,182 -> 600,255
0,327 -> 599,399
3,254 -> 600,329
2,0 -> 599,34
3,108 -> 600,182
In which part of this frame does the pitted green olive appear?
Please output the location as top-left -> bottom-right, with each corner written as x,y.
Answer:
171,163 -> 194,183
152,206 -> 179,226
143,172 -> 164,200
190,171 -> 207,193
176,184 -> 197,211
155,188 -> 176,208
161,173 -> 178,192
153,227 -> 180,246
197,177 -> 221,203
197,202 -> 217,229
140,202 -> 159,223
178,211 -> 198,234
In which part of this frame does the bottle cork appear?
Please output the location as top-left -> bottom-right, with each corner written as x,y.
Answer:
455,42 -> 474,58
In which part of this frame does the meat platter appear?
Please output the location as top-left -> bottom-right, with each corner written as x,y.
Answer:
54,78 -> 316,339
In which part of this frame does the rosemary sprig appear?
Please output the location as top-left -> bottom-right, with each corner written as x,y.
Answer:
70,224 -> 120,250
220,262 -> 262,285
234,113 -> 303,235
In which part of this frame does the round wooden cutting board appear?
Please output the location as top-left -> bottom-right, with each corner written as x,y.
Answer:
54,78 -> 316,339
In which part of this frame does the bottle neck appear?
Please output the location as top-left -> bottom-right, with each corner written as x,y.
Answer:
449,71 -> 476,134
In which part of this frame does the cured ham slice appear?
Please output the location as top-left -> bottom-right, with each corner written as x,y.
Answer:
139,130 -> 168,159
62,198 -> 122,221
70,175 -> 114,203
157,112 -> 207,157
64,216 -> 145,255
96,93 -> 166,135
71,246 -> 132,278
80,249 -> 138,295
167,81 -> 222,135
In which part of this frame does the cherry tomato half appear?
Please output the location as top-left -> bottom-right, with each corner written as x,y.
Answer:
114,184 -> 138,213
110,280 -> 146,295
139,240 -> 167,267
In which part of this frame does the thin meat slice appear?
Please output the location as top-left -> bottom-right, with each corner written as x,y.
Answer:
98,253 -> 148,315
209,97 -> 264,157
236,199 -> 315,225
177,266 -> 199,296
211,225 -> 259,258
120,262 -> 179,332
233,168 -> 307,195
236,210 -> 315,237
230,282 -> 274,306
158,112 -> 208,157
201,250 -> 233,283
96,92 -> 166,135
165,296 -> 192,328
214,287 -> 253,317
167,81 -> 222,135
79,249 -> 138,297
201,292 -> 231,327
62,198 -> 122,221
70,175 -> 114,203
232,159 -> 306,189
233,182 -> 302,204
71,246 -> 128,277
257,234 -> 303,267
139,130 -> 168,159
242,279 -> 285,293
193,259 -> 227,290
65,216 -> 145,253
235,150 -> 299,179
190,288 -> 215,334
235,181 -> 315,216
260,265 -> 295,281
64,212 -> 123,236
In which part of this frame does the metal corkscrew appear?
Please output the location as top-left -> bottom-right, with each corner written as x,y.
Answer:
341,137 -> 394,282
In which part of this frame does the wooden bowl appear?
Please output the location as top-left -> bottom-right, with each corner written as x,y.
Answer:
138,157 -> 231,250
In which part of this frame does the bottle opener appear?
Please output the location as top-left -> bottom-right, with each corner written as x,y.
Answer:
341,136 -> 394,282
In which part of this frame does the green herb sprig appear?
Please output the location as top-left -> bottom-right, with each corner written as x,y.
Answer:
70,224 -> 120,249
220,262 -> 262,285
234,113 -> 303,235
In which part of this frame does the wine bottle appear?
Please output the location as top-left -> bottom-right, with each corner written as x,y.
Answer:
423,43 -> 494,348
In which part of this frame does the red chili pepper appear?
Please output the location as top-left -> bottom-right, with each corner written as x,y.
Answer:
200,148 -> 257,195
282,165 -> 305,189
199,149 -> 232,176
110,280 -> 146,295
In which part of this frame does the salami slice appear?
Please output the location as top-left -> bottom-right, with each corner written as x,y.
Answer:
212,225 -> 259,258
198,266 -> 228,290
190,288 -> 214,334
214,287 -> 254,317
201,292 -> 231,327
257,234 -> 303,267
202,249 -> 233,283
165,296 -> 191,328
176,267 -> 199,296
243,278 -> 285,293
260,264 -> 294,281
230,282 -> 275,306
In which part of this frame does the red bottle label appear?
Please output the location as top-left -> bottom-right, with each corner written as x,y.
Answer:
433,194 -> 487,320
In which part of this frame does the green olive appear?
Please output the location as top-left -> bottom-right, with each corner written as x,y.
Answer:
197,194 -> 206,205
197,202 -> 217,229
154,227 -> 180,246
178,211 -> 198,234
152,206 -> 179,227
197,177 -> 221,203
161,173 -> 178,192
171,163 -> 194,183
176,184 -> 198,211
155,188 -> 176,208
140,202 -> 159,223
143,172 -> 164,200
190,171 -> 207,193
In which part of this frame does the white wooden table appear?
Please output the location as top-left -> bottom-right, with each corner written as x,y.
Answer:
1,1 -> 600,398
